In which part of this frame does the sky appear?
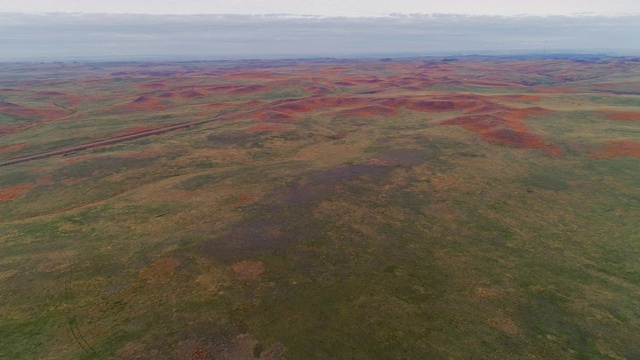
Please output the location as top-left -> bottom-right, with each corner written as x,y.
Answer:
4,0 -> 640,16
1,1 -> 639,60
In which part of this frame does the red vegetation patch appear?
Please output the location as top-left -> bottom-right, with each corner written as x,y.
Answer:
337,105 -> 398,117
0,183 -> 32,202
245,123 -> 295,133
443,112 -> 560,155
270,96 -> 368,114
601,111 -> 640,121
590,140 -> 640,159
0,143 -> 27,155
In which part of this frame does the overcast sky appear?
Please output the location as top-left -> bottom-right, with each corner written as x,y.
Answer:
1,1 -> 639,61
4,0 -> 640,16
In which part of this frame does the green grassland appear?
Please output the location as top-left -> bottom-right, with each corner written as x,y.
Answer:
1,58 -> 640,359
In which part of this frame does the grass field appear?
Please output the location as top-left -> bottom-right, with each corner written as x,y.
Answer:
1,57 -> 640,359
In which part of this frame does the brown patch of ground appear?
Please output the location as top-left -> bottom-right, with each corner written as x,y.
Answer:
231,260 -> 265,280
488,314 -> 520,336
231,195 -> 254,205
139,257 -> 181,284
168,334 -> 285,360
114,342 -> 145,358
475,287 -> 503,300
37,255 -> 70,273
0,143 -> 27,154
590,140 -> 640,159
0,269 -> 18,281
0,183 -> 32,202
601,111 -> 640,121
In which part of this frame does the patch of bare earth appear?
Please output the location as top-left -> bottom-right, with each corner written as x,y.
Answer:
0,269 -> 19,281
37,253 -> 70,273
475,287 -> 503,300
590,140 -> 640,159
0,183 -> 32,202
601,110 -> 640,121
115,342 -> 145,358
487,313 -> 520,336
139,257 -> 181,284
231,260 -> 265,280
167,334 -> 285,360
0,143 -> 27,155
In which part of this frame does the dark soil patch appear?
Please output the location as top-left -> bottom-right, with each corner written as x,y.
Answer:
281,165 -> 389,206
203,220 -> 287,261
256,111 -> 295,122
372,148 -> 432,166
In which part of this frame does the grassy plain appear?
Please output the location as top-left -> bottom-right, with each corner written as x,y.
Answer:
1,57 -> 640,359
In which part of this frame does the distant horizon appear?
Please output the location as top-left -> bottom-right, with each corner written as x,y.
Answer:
1,47 -> 638,64
1,12 -> 639,62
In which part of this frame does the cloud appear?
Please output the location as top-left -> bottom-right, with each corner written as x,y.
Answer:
1,13 -> 639,60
